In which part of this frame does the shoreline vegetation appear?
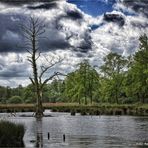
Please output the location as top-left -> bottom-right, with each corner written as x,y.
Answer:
0,120 -> 25,147
0,103 -> 148,116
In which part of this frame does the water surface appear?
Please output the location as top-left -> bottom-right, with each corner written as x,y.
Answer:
0,111 -> 148,148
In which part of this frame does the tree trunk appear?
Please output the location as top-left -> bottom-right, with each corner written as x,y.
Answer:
84,96 -> 87,105
35,90 -> 43,117
78,96 -> 81,105
22,17 -> 54,118
115,84 -> 119,104
32,31 -> 43,117
141,94 -> 145,103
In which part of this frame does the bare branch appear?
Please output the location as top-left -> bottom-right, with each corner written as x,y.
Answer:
39,57 -> 63,84
28,59 -> 33,64
35,52 -> 41,61
26,49 -> 32,55
29,77 -> 35,85
21,25 -> 33,36
41,71 -> 66,89
56,72 -> 67,77
41,72 -> 57,89
20,16 -> 62,116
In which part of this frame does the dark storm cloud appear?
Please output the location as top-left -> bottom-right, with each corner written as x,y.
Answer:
0,63 -> 4,70
0,70 -> 24,77
131,21 -> 148,29
53,8 -> 91,54
0,1 -> 88,53
28,2 -> 57,10
122,0 -> 148,17
77,31 -> 92,53
66,10 -> 83,20
0,13 -> 25,52
39,37 -> 71,51
0,63 -> 28,78
103,13 -> 125,26
55,18 -> 92,53
0,12 -> 72,53
0,0 -> 58,6
55,9 -> 83,29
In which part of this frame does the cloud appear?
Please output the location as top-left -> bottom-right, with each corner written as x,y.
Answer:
66,9 -> 83,20
103,11 -> 125,26
121,0 -> 148,17
0,0 -> 148,87
0,1 -> 91,54
0,1 -> 92,87
0,13 -> 25,52
0,53 -> 29,77
91,14 -> 148,56
27,2 -> 57,10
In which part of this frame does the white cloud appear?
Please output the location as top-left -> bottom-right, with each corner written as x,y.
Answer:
0,0 -> 148,87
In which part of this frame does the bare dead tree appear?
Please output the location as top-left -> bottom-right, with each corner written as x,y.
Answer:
21,16 -> 63,117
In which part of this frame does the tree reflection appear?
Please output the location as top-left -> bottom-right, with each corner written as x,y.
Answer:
36,118 -> 43,148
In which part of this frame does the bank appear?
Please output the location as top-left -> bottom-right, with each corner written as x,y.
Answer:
0,103 -> 148,116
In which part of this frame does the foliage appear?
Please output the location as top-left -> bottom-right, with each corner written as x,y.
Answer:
7,96 -> 23,104
100,52 -> 128,103
125,35 -> 148,103
0,35 -> 147,105
63,60 -> 100,104
23,84 -> 34,103
0,120 -> 25,147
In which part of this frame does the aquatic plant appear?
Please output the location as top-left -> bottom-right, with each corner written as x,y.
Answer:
0,120 -> 25,147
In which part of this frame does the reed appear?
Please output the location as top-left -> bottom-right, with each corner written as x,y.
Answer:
0,120 -> 25,147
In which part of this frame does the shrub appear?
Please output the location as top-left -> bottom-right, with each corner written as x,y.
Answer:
7,96 -> 23,104
0,120 -> 25,147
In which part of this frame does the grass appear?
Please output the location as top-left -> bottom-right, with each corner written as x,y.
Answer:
47,103 -> 148,116
0,120 -> 25,147
0,103 -> 148,116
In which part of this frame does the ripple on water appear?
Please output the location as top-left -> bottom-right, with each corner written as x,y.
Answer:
0,112 -> 148,148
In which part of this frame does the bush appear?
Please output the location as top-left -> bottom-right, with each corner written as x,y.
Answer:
0,120 -> 25,147
7,96 -> 23,104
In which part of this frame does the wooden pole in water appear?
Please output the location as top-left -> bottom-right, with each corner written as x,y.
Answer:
63,134 -> 65,142
48,132 -> 50,140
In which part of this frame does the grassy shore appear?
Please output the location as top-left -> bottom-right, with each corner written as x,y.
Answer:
0,103 -> 148,116
0,120 -> 25,147
47,103 -> 148,116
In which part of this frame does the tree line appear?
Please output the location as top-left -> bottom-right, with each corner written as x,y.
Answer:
0,34 -> 147,105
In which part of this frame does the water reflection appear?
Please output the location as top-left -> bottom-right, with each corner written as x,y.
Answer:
68,135 -> 98,147
1,112 -> 148,148
36,118 -> 43,148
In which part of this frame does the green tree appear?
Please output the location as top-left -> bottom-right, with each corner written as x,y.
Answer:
0,86 -> 7,103
7,96 -> 23,104
126,35 -> 148,103
100,52 -> 127,103
23,84 -> 35,103
48,79 -> 64,103
64,60 -> 100,104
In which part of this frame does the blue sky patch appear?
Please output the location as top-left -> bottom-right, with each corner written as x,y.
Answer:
89,23 -> 105,30
68,0 -> 116,17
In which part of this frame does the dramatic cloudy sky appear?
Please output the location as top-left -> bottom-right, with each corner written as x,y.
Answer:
0,0 -> 148,87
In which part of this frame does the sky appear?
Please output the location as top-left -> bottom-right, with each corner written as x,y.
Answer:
0,0 -> 148,87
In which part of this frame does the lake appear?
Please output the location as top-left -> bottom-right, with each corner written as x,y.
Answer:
0,110 -> 148,148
